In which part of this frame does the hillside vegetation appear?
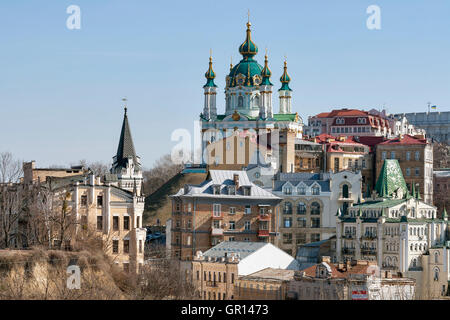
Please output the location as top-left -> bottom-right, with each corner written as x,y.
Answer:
144,172 -> 207,225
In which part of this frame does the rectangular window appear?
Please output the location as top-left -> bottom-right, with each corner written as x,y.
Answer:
390,151 -> 396,159
81,195 -> 87,207
415,151 -> 420,161
81,215 -> 87,230
297,217 -> 306,228
415,167 -> 420,176
96,216 -> 103,231
113,216 -> 119,231
311,218 -> 320,228
228,237 -> 235,242
231,273 -> 235,284
244,205 -> 251,214
382,151 -> 386,160
112,240 -> 119,253
283,233 -> 293,244
213,204 -> 221,217
137,216 -> 140,228
124,216 -> 130,230
123,240 -> 130,253
406,168 -> 411,176
97,195 -> 103,207
139,240 -> 143,253
296,233 -> 306,244
406,151 -> 411,161
229,207 -> 236,215
229,221 -> 235,230
284,217 -> 292,228
244,221 -> 251,230
311,234 -> 321,242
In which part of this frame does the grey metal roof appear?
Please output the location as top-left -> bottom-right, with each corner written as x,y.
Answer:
202,241 -> 268,259
173,170 -> 279,199
114,109 -> 140,171
273,180 -> 331,192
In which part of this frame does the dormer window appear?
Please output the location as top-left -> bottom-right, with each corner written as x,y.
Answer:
243,187 -> 251,196
336,118 -> 345,124
312,185 -> 320,195
213,185 -> 221,195
228,186 -> 236,195
284,187 -> 292,195
298,186 -> 306,195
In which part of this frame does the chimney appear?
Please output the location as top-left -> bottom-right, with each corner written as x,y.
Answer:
89,173 -> 95,186
321,256 -> 331,264
233,174 -> 239,189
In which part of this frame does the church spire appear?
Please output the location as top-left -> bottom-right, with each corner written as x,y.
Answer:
204,51 -> 217,88
115,100 -> 140,171
279,59 -> 292,91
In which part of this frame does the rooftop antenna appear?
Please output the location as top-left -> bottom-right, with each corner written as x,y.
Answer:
427,101 -> 431,113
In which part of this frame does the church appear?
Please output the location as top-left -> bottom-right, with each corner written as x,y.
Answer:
200,20 -> 303,173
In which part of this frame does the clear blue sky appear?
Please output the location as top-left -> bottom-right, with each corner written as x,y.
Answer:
0,0 -> 449,169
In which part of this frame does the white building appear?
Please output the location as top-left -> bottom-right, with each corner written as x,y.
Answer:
336,160 -> 448,276
268,170 -> 362,256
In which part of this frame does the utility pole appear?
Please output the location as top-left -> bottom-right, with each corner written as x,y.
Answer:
427,102 -> 431,113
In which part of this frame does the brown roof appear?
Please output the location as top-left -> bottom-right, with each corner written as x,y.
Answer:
241,268 -> 295,282
379,134 -> 427,146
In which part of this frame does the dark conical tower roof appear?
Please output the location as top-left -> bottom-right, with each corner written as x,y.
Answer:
115,107 -> 140,170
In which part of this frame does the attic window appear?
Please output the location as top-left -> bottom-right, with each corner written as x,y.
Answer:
228,186 -> 236,195
213,185 -> 221,195
243,187 -> 251,196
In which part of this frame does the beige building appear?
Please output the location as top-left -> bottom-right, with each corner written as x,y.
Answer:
22,107 -> 146,273
235,268 -> 295,300
192,241 -> 298,300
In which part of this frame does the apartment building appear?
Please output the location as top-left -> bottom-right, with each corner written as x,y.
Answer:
235,268 -> 295,300
272,170 -> 361,256
192,241 -> 298,300
375,134 -> 433,204
169,170 -> 282,260
434,170 -> 450,218
294,139 -> 324,173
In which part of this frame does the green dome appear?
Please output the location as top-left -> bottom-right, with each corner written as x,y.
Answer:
239,22 -> 258,58
260,54 -> 273,86
228,58 -> 263,87
204,56 -> 217,88
279,60 -> 292,91
227,22 -> 263,87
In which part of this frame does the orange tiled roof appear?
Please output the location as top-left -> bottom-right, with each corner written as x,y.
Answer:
379,134 -> 427,146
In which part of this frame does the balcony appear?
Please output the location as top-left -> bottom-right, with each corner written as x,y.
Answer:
361,249 -> 377,256
338,192 -> 354,202
206,281 -> 218,287
258,230 -> 270,237
343,234 -> 354,239
362,234 -> 377,240
211,228 -> 224,236
342,248 -> 355,255
258,214 -> 271,221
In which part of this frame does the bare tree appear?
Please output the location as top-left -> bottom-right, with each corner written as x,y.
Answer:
143,154 -> 184,195
0,152 -> 22,183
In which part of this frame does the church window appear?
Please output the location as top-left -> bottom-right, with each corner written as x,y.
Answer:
238,96 -> 244,108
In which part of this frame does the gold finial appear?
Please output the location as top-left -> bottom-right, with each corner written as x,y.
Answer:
265,47 -> 268,59
230,56 -> 233,71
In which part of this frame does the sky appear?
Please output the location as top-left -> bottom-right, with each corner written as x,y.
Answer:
0,0 -> 449,169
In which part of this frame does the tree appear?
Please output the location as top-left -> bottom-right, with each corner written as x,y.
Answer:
142,154 -> 184,195
0,152 -> 22,183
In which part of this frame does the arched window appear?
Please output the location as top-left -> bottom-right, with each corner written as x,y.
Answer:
311,202 -> 321,215
254,95 -> 260,108
386,256 -> 391,266
284,202 -> 293,215
412,258 -> 417,268
342,184 -> 349,198
297,202 -> 306,215
393,257 -> 398,267
238,96 -> 244,108
434,267 -> 440,281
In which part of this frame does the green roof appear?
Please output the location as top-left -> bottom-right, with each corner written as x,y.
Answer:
374,159 -> 408,198
204,56 -> 217,88
202,113 -> 298,123
352,199 -> 406,209
279,61 -> 292,91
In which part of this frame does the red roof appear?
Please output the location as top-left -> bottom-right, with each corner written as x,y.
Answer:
315,112 -> 331,118
301,261 -> 376,279
356,136 -> 387,148
325,109 -> 368,117
379,134 -> 427,146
